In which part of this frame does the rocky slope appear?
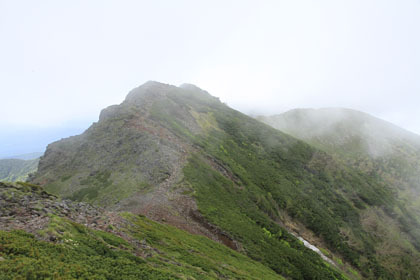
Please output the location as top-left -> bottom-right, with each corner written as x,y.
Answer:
0,181 -> 282,279
0,158 -> 39,182
28,82 -> 420,279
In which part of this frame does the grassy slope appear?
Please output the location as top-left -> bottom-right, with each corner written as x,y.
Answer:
0,183 -> 281,280
0,158 -> 39,182
0,219 -> 281,280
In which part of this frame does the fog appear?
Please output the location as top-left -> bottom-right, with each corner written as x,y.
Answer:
0,0 -> 419,156
261,108 -> 420,159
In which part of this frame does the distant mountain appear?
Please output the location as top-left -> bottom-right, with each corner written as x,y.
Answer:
258,108 -> 420,158
0,158 -> 39,182
259,108 -> 420,221
27,82 -> 420,279
1,152 -> 43,160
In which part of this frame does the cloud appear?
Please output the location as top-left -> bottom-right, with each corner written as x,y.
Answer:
0,0 -> 419,135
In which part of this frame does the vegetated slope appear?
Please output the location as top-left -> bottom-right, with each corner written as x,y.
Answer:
259,109 -> 420,218
0,158 -> 39,182
0,181 -> 282,279
260,108 -> 420,273
31,82 -> 420,279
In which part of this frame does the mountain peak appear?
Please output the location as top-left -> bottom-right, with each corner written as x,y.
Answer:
97,81 -> 220,123
179,83 -> 205,92
124,81 -> 176,104
122,81 -> 216,106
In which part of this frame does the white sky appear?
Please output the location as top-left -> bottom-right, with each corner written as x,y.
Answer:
1,0 -> 419,156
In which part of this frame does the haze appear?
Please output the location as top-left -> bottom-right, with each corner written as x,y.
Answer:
1,0 -> 419,157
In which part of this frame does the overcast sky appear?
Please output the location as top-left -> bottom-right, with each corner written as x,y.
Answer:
1,0 -> 419,157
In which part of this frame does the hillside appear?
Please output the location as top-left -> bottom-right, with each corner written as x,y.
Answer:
27,82 -> 420,279
0,181 -> 282,279
259,108 -> 420,221
0,158 -> 39,182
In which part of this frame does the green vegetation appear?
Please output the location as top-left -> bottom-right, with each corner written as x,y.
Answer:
0,181 -> 281,279
260,108 -> 420,224
261,108 -> 420,278
0,215 -> 282,279
0,228 -> 177,279
160,90 -> 420,279
123,213 -> 282,279
69,171 -> 113,201
183,155 -> 345,279
0,158 -> 38,182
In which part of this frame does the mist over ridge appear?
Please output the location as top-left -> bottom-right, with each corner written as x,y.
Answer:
260,107 -> 420,227
259,107 -> 420,158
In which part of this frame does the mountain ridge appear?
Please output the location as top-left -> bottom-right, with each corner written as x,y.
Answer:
259,107 -> 420,157
259,108 -> 420,214
260,107 -> 420,248
25,82 -> 420,279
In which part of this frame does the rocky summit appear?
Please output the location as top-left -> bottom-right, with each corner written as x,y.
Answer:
1,81 -> 419,279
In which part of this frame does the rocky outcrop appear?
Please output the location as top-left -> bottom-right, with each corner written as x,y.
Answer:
0,182 -> 107,238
